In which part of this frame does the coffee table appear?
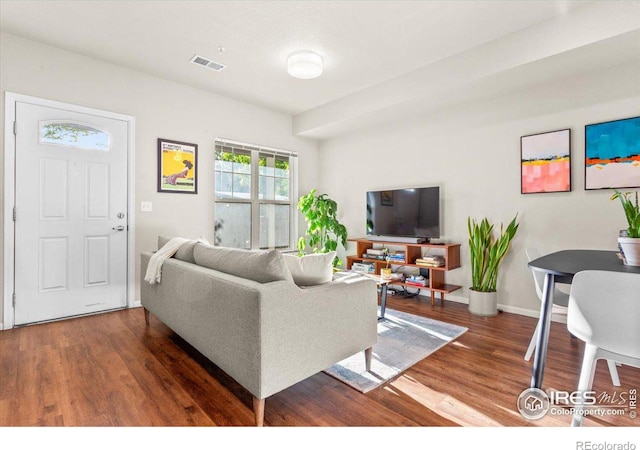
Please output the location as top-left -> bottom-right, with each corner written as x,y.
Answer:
360,273 -> 392,320
334,271 -> 392,320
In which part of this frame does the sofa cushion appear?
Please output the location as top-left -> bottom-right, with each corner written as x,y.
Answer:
283,252 -> 336,286
158,235 -> 209,264
193,243 -> 293,284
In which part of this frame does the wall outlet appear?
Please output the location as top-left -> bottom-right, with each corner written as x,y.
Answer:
141,201 -> 152,212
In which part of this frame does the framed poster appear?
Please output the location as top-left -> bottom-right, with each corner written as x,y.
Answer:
157,138 -> 198,194
585,116 -> 640,190
521,129 -> 571,194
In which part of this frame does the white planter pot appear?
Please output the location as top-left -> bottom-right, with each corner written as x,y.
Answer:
468,289 -> 498,317
619,237 -> 640,267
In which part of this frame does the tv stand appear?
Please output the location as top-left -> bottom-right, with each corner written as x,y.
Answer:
367,235 -> 426,244
346,238 -> 461,306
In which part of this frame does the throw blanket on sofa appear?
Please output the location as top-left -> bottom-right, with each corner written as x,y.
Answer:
145,237 -> 207,284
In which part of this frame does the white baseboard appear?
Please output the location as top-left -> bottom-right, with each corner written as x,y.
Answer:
406,289 -> 565,324
498,303 -> 538,318
497,303 -> 567,323
0,322 -> 3,331
131,300 -> 142,308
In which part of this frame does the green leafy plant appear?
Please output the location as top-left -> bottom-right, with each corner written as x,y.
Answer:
610,190 -> 640,238
385,255 -> 391,269
468,215 -> 519,292
297,189 -> 348,267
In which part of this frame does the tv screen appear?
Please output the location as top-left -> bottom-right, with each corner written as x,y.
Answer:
366,187 -> 440,239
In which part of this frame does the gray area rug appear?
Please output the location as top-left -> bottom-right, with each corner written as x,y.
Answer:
324,308 -> 468,393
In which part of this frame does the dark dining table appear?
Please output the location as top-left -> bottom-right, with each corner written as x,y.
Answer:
527,249 -> 640,389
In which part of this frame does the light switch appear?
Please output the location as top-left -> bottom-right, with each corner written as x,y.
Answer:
141,201 -> 153,212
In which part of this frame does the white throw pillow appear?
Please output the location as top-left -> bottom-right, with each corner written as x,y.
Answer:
283,251 -> 336,286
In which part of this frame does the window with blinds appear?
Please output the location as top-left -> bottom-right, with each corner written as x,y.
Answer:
214,139 -> 297,250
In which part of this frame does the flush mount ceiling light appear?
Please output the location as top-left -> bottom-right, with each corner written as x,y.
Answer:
287,51 -> 323,79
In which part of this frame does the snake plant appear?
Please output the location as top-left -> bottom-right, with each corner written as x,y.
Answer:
610,190 -> 640,238
468,215 -> 519,292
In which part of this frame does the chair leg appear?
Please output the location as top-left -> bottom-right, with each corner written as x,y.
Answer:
364,347 -> 373,372
572,344 -> 598,427
524,321 -> 540,361
143,308 -> 150,325
606,360 -> 621,387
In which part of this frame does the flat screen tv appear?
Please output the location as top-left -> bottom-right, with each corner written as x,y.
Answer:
366,186 -> 440,241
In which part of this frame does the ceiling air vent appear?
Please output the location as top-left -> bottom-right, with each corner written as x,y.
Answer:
190,54 -> 226,72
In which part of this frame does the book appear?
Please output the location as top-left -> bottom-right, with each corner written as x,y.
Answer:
352,262 -> 375,273
415,257 -> 444,267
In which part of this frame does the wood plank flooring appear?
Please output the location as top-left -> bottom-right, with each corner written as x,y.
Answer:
1,295 -> 638,427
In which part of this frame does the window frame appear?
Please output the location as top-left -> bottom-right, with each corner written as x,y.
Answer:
214,139 -> 298,251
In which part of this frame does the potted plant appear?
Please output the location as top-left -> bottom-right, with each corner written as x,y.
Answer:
381,254 -> 392,279
297,189 -> 348,267
611,190 -> 640,266
467,215 -> 519,316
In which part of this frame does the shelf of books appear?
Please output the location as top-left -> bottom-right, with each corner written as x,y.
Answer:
345,238 -> 461,306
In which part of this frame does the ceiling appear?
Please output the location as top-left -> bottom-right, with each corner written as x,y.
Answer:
1,1 -> 639,140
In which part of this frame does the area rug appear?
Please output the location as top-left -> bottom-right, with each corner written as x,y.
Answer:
324,308 -> 468,393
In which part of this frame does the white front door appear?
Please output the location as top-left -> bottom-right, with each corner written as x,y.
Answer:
13,102 -> 129,325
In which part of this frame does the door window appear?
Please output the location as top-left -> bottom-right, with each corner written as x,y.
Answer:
40,121 -> 110,151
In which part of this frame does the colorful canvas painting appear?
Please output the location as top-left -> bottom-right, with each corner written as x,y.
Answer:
521,129 -> 571,194
585,116 -> 640,190
157,138 -> 198,194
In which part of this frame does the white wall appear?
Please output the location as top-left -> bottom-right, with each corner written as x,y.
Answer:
318,59 -> 640,316
0,33 -> 319,327
2,31 -> 639,326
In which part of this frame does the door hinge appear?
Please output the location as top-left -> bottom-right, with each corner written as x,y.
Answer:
13,207 -> 16,222
12,293 -> 16,307
13,121 -> 17,135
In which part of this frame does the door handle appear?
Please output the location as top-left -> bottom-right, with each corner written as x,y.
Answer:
112,225 -> 125,231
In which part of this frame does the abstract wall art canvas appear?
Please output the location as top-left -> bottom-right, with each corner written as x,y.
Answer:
521,129 -> 571,194
585,116 -> 640,190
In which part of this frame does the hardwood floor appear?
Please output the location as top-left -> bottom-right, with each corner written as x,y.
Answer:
1,295 -> 638,428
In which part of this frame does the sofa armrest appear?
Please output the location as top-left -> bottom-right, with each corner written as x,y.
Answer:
256,275 -> 378,398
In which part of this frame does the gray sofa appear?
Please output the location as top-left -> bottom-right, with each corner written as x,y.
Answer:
140,238 -> 378,426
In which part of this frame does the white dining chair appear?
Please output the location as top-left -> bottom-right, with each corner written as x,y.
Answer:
525,249 -> 620,386
567,270 -> 640,427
